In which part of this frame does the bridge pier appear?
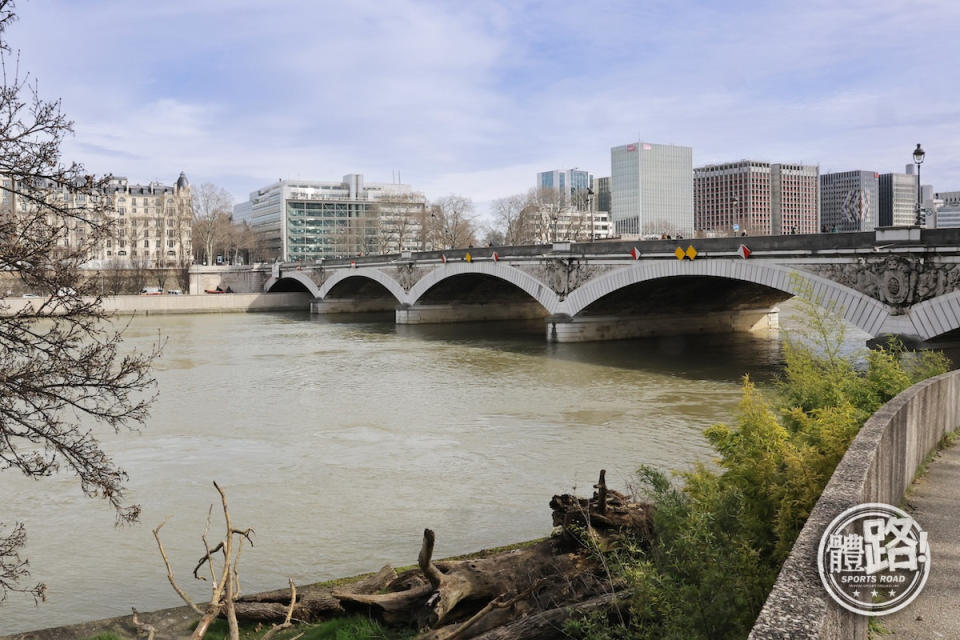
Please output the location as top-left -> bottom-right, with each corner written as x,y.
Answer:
546,307 -> 780,343
395,303 -> 547,324
310,298 -> 397,313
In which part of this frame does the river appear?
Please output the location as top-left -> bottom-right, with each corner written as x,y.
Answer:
1,303 -> 868,634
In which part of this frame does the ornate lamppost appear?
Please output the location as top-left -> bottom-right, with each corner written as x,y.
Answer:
913,143 -> 925,226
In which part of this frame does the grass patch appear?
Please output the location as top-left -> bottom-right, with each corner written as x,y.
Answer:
82,634 -> 124,640
868,616 -> 889,638
199,615 -> 412,640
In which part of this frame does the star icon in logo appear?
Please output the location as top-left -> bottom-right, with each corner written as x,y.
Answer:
852,590 -> 861,598
871,590 -> 879,597
889,590 -> 897,597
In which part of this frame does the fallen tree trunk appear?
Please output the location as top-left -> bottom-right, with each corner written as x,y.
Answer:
335,533 -> 608,632
229,594 -> 343,623
230,564 -> 398,623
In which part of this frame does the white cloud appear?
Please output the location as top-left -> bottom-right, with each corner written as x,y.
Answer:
6,0 -> 960,211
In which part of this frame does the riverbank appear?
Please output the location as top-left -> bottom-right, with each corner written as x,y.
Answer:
0,292 -> 311,316
0,539 -> 545,640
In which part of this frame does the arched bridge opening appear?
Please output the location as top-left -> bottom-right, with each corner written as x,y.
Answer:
399,273 -> 550,325
267,277 -> 314,294
578,276 -> 792,317
554,275 -> 790,342
315,274 -> 402,313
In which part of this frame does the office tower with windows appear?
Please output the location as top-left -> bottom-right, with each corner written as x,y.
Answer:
610,142 -> 693,237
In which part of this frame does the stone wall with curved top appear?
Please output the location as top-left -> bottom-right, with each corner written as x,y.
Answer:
749,369 -> 960,639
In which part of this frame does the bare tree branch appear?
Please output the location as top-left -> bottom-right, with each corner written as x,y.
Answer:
0,0 -> 159,601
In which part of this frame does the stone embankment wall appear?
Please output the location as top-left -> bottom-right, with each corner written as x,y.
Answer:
749,369 -> 960,639
1,292 -> 311,316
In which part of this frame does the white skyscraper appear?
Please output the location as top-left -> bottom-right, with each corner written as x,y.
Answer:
610,142 -> 693,237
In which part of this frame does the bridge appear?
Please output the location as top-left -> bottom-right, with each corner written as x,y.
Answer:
192,227 -> 960,344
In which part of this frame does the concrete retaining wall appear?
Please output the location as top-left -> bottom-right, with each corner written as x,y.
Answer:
749,369 -> 960,639
1,292 -> 311,316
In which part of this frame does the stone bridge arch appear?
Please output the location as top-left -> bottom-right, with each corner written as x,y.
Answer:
406,262 -> 562,314
904,289 -> 960,341
559,260 -> 892,337
316,268 -> 407,305
263,272 -> 321,298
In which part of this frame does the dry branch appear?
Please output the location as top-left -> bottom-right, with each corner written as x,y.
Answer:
153,516 -> 202,615
260,578 -> 297,640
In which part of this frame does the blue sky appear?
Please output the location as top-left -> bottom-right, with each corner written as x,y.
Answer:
8,0 -> 960,218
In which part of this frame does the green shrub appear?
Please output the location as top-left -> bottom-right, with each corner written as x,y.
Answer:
569,286 -> 951,640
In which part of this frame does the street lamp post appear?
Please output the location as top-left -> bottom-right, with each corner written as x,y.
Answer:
731,196 -> 740,236
913,143 -> 925,226
586,187 -> 595,240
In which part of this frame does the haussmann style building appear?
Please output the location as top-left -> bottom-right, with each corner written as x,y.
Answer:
101,172 -> 194,267
2,171 -> 194,268
234,174 -> 426,262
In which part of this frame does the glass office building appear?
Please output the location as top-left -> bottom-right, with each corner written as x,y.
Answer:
234,174 -> 425,261
610,142 -> 693,237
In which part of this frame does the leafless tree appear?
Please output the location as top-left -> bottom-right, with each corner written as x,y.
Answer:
0,0 -> 159,603
428,195 -> 477,249
374,192 -> 426,254
192,183 -> 233,265
492,192 -> 536,246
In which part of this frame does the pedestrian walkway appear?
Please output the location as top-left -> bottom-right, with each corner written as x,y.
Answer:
883,438 -> 960,639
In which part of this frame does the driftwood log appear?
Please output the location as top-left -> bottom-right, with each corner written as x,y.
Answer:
231,564 -> 398,622
218,470 -> 652,640
550,468 -> 654,543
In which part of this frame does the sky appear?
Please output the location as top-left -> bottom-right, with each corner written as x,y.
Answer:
7,0 -> 960,221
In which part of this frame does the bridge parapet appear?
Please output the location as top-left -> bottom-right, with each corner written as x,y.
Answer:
749,369 -> 960,639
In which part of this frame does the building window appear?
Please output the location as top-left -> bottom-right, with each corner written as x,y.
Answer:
144,240 -> 150,248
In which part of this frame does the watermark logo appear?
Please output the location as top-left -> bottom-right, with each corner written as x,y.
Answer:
818,503 -> 930,616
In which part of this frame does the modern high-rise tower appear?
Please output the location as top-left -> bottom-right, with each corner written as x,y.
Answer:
610,141 -> 693,237
820,170 -> 878,232
878,173 -> 918,226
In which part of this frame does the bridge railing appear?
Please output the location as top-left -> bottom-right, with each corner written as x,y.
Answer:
278,228 -> 960,269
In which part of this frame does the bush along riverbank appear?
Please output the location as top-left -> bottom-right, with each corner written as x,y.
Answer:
564,290 -> 950,640
24,290 -> 951,640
